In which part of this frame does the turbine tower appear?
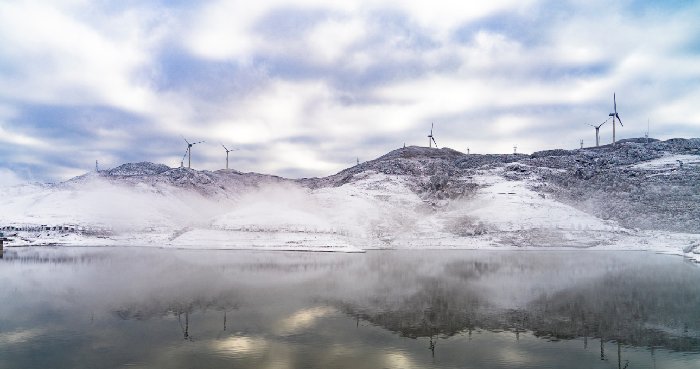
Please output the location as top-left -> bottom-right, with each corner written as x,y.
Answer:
221,144 -> 238,170
608,93 -> 623,145
183,137 -> 205,169
428,123 -> 438,148
587,117 -> 610,147
645,118 -> 650,144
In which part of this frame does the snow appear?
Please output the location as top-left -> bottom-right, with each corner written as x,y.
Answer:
630,154 -> 700,170
463,171 -> 609,231
2,140 -> 699,260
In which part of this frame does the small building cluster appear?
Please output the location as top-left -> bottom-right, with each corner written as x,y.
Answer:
1,224 -> 80,233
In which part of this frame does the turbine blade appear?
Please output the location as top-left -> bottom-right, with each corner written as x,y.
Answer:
617,114 -> 623,127
613,93 -> 616,113
432,137 -> 438,147
183,137 -> 190,144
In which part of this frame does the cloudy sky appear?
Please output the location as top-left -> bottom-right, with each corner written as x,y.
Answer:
0,0 -> 698,183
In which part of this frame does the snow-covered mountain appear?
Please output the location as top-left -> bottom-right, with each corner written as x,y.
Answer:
1,138 -> 699,258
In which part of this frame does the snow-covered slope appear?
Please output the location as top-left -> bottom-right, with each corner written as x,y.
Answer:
1,138 -> 699,258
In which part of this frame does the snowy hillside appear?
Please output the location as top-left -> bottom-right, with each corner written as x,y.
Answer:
1,138 -> 699,259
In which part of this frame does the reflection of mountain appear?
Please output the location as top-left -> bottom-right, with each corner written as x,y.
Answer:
6,247 -> 699,356
524,265 -> 700,352
112,295 -> 239,321
335,280 -> 486,338
0,249 -> 110,264
331,262 -> 700,353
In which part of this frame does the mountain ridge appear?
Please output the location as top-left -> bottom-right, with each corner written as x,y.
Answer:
2,137 -> 699,257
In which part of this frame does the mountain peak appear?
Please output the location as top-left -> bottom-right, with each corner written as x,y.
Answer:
105,162 -> 171,177
375,146 -> 465,161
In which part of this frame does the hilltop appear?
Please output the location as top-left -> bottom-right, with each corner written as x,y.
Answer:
1,138 -> 699,259
305,138 -> 700,233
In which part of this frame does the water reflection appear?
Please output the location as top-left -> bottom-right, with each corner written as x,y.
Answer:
276,306 -> 335,335
213,335 -> 268,357
328,251 -> 700,354
0,248 -> 698,369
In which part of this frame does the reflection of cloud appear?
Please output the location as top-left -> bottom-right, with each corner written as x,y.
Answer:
213,335 -> 269,357
276,306 -> 335,335
0,328 -> 45,345
383,351 -> 416,369
495,345 -> 531,367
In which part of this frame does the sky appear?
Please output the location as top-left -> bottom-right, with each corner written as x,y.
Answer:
0,0 -> 699,183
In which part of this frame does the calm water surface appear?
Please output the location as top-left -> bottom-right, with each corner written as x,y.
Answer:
0,248 -> 699,369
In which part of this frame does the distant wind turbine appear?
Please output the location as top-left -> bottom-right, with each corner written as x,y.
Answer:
645,118 -> 650,144
587,117 -> 611,147
513,145 -> 517,154
221,144 -> 238,170
183,137 -> 205,169
428,123 -> 438,148
608,93 -> 623,145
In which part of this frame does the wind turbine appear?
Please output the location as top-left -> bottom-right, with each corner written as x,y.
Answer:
587,117 -> 610,147
428,123 -> 438,148
513,145 -> 517,154
645,118 -> 650,144
183,137 -> 205,169
608,93 -> 623,145
221,144 -> 238,170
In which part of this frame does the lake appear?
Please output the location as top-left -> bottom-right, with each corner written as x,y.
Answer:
0,248 -> 699,368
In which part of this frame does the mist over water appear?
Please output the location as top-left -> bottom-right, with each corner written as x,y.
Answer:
0,248 -> 699,369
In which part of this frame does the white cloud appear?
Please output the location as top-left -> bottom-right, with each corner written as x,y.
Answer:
0,0 -> 188,125
181,0 -> 540,62
0,124 -> 44,147
0,0 -> 699,180
306,17 -> 367,64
